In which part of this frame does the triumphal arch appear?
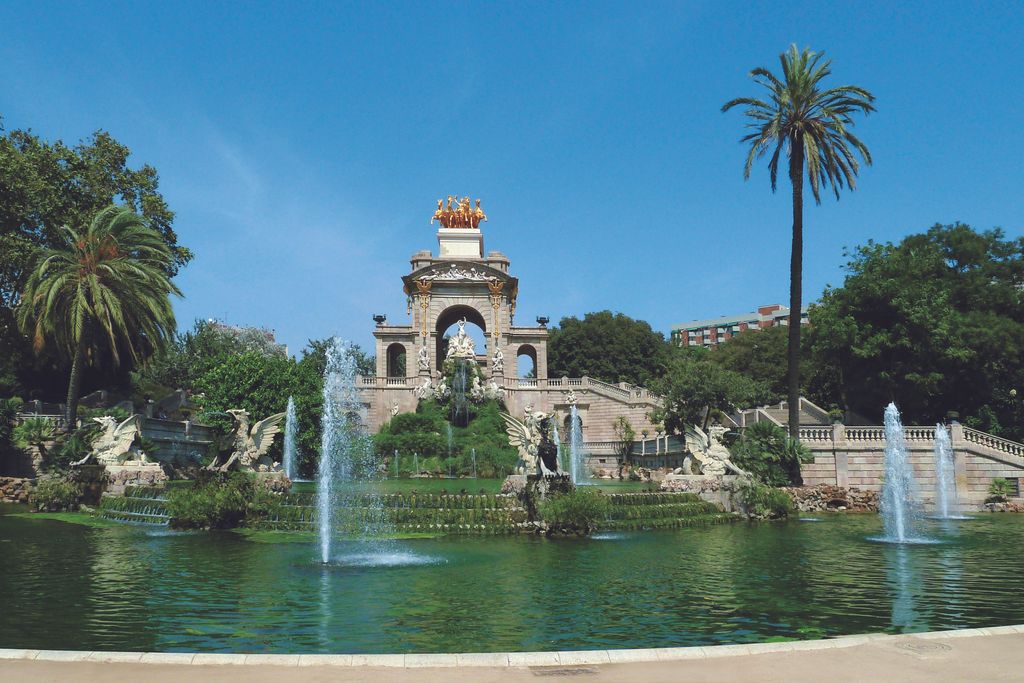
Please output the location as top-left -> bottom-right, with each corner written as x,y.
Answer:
359,197 -> 660,452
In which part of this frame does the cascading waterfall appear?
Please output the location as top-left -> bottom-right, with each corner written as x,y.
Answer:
282,396 -> 298,481
446,423 -> 454,478
933,424 -> 962,519
553,422 -> 562,471
317,338 -> 383,564
569,404 -> 589,485
878,403 -> 926,543
394,449 -> 400,478
450,359 -> 470,427
471,448 -> 477,479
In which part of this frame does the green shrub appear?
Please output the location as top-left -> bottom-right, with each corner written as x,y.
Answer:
13,417 -> 55,449
539,488 -> 610,535
0,397 -> 24,446
987,478 -> 1016,502
738,481 -> 793,519
166,472 -> 280,529
30,476 -> 83,512
731,421 -> 812,486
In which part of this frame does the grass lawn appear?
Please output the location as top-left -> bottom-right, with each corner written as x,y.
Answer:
9,511 -> 119,528
290,478 -> 506,495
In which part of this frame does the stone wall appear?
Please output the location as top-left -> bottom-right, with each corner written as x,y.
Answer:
799,423 -> 1024,511
359,375 -> 662,443
0,476 -> 32,504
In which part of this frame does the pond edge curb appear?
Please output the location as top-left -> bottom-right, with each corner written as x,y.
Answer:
2,625 -> 1023,668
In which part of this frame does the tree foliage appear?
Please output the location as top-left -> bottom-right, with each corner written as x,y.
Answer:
722,44 -> 874,440
192,351 -> 322,473
547,311 -> 669,387
0,119 -> 188,398
650,349 -> 768,435
16,205 -> 182,428
730,421 -> 811,486
810,223 -> 1024,439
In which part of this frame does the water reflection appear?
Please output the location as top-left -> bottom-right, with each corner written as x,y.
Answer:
3,511 -> 1024,653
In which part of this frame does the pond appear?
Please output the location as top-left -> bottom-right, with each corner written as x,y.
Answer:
1,506 -> 1022,654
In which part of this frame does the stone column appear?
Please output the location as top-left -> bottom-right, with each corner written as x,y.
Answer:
950,421 -> 969,496
833,422 -> 849,487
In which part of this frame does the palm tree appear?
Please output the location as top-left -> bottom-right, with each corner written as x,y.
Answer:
17,205 -> 182,432
722,44 -> 874,463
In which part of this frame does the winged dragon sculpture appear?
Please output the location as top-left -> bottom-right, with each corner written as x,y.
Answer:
684,424 -> 748,477
500,408 -> 562,476
74,415 -> 145,466
208,409 -> 286,472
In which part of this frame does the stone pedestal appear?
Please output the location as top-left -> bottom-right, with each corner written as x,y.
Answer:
105,463 -> 168,494
660,474 -> 741,512
437,228 -> 483,258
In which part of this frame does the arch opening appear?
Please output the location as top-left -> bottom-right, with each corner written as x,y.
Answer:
386,343 -> 407,378
517,344 -> 537,379
435,305 -> 487,370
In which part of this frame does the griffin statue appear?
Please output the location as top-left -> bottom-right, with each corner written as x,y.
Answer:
208,409 -> 286,473
74,415 -> 145,466
684,425 -> 748,477
500,408 -> 563,476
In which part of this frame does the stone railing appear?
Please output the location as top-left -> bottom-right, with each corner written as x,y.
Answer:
385,378 -> 407,387
844,427 -> 886,442
15,412 -> 67,431
904,426 -> 937,442
585,378 -> 633,400
582,441 -> 621,455
517,379 -> 538,388
797,426 -> 832,442
964,427 -> 1024,458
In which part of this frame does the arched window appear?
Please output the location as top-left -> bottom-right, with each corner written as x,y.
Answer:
517,344 -> 537,379
434,305 -> 487,370
386,343 -> 407,378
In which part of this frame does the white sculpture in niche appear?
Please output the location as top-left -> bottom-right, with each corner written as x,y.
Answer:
445,318 -> 476,359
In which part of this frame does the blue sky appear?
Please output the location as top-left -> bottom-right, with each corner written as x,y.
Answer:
2,1 -> 1021,355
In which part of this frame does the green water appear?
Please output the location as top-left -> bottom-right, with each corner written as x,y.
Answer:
287,478 -> 653,495
2,505 -> 1022,654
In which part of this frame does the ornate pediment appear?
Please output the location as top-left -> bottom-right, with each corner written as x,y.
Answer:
415,263 -> 502,283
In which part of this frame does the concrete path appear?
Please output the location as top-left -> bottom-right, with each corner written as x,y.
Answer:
2,627 -> 1023,682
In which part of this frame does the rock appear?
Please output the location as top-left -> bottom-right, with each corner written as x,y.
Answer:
781,485 -> 879,513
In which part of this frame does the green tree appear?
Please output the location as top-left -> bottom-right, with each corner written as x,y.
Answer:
547,311 -> 670,387
722,44 -> 875,440
709,326 -> 790,399
0,120 -> 189,397
192,352 -> 322,472
612,416 -> 636,477
133,319 -> 287,401
17,205 -> 181,431
810,223 -> 1024,439
731,421 -> 811,486
650,350 -> 769,435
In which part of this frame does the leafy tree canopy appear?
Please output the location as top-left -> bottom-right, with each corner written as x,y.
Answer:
0,118 -> 189,398
547,311 -> 670,387
192,351 -> 322,473
650,349 -> 769,435
810,223 -> 1024,439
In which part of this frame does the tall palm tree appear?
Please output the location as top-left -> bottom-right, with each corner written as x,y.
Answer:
722,44 -> 874,466
17,205 -> 182,431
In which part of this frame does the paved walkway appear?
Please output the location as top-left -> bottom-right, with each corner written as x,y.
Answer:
2,627 -> 1023,682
